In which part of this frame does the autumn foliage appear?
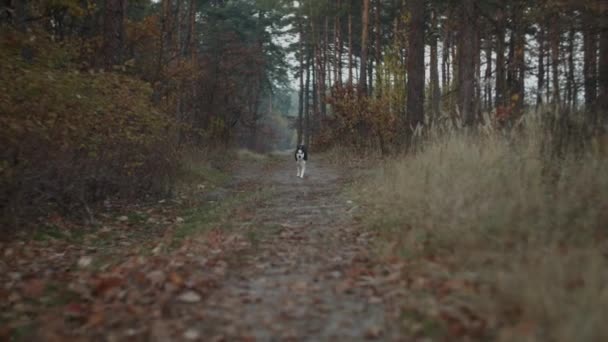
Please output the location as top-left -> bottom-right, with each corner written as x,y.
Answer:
0,31 -> 178,225
322,85 -> 397,154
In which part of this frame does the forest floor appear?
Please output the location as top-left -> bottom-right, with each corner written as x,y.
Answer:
1,153 -> 412,341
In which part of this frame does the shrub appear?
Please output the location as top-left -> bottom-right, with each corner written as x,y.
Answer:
0,31 -> 178,227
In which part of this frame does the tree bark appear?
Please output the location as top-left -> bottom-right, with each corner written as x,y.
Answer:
305,50 -> 311,147
348,14 -> 353,86
406,0 -> 425,137
458,0 -> 476,126
537,22 -> 545,110
102,0 -> 127,67
442,20 -> 450,98
429,8 -> 440,127
374,0 -> 382,97
495,7 -> 506,109
336,0 -> 342,86
485,39 -> 493,111
597,0 -> 608,125
512,4 -> 525,118
551,13 -> 561,110
583,8 -> 598,119
298,26 -> 305,145
566,25 -> 576,111
359,0 -> 370,94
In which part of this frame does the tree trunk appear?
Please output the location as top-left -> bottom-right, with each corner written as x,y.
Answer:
495,8 -> 506,109
566,25 -> 576,111
312,41 -> 319,146
429,8 -> 440,127
583,8 -> 598,121
348,14 -> 353,86
102,0 -> 127,67
600,0 -> 608,125
442,21 -> 450,97
359,0 -> 370,94
406,0 -> 425,138
512,4 -> 525,118
458,0 -> 476,126
336,0 -> 342,86
537,22 -> 545,110
305,51 -> 311,147
551,13 -> 561,110
298,27 -> 305,145
474,28 -> 482,123
322,17 -> 328,119
485,39 -> 493,111
374,0 -> 382,97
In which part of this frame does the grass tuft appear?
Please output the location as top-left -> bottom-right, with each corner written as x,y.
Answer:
356,123 -> 608,340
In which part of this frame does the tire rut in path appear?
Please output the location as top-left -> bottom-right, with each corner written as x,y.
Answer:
196,158 -> 396,341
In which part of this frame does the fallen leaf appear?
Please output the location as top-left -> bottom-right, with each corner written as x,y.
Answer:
78,256 -> 93,268
93,276 -> 123,296
177,290 -> 201,303
64,303 -> 87,318
146,270 -> 166,285
365,325 -> 383,339
22,278 -> 46,298
183,328 -> 200,340
169,272 -> 184,287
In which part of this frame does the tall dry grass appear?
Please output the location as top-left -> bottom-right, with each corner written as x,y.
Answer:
357,116 -> 608,340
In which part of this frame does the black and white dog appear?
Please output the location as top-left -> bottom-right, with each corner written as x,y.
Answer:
294,145 -> 308,178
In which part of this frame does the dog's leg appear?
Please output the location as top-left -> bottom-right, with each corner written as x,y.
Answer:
297,164 -> 301,178
301,162 -> 306,178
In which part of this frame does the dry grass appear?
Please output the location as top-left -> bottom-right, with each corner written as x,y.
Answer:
356,122 -> 608,340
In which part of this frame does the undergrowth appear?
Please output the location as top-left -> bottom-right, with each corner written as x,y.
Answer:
355,117 -> 608,341
0,31 -> 178,228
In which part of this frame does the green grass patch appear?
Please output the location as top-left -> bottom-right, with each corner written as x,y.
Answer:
171,188 -> 273,246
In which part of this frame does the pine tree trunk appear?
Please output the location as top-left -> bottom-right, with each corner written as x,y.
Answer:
334,0 -> 342,86
551,13 -> 561,110
305,51 -> 311,147
495,8 -> 506,109
348,14 -> 353,86
485,39 -> 493,111
567,26 -> 576,111
442,21 -> 450,97
406,0 -> 425,137
537,23 -> 545,110
102,0 -> 127,67
429,8 -> 440,127
474,28 -> 482,123
359,0 -> 370,94
597,0 -> 608,126
458,0 -> 476,126
513,5 -> 525,118
583,9 -> 598,120
374,0 -> 382,97
298,27 -> 305,145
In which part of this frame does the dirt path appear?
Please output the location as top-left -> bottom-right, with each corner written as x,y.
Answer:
190,156 -> 399,341
1,155 -> 406,341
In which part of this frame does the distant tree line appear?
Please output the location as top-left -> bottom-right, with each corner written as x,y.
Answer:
0,0 -> 293,150
291,0 -> 608,152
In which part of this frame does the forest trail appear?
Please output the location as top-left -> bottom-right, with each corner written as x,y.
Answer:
1,155 -> 406,341
186,155 -> 401,341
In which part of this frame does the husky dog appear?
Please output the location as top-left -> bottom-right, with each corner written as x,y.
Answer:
294,145 -> 308,178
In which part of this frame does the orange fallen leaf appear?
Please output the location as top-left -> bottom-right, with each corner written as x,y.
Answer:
169,272 -> 184,287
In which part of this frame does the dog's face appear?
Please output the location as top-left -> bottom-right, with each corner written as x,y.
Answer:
295,145 -> 306,161
296,148 -> 305,161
